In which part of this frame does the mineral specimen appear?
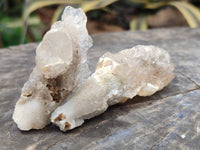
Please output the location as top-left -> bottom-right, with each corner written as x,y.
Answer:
12,6 -> 92,130
51,45 -> 174,131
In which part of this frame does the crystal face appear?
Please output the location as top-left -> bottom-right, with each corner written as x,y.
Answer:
51,45 -> 174,131
12,6 -> 92,130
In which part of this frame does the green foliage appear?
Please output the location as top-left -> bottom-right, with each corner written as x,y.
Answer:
130,14 -> 148,30
22,0 -> 119,25
0,0 -> 27,47
129,0 -> 200,30
23,0 -> 200,31
0,24 -> 29,47
169,1 -> 200,28
81,0 -> 118,12
1,0 -> 200,48
23,0 -> 81,25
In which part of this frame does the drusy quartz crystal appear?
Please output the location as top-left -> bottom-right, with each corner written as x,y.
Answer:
51,45 -> 174,131
12,6 -> 92,130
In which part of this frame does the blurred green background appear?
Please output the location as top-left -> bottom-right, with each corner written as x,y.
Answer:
0,0 -> 200,48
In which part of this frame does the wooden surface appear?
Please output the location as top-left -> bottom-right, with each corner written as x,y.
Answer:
0,28 -> 200,150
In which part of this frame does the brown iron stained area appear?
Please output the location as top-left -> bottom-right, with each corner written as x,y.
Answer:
46,76 -> 63,103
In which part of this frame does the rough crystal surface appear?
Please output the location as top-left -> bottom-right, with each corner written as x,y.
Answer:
12,6 -> 92,130
51,45 -> 174,131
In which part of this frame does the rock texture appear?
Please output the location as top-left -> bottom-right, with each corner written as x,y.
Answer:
0,28 -> 200,150
51,45 -> 174,131
12,6 -> 92,130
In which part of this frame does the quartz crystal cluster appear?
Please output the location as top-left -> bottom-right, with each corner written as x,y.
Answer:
12,6 -> 174,132
12,6 -> 92,130
51,45 -> 174,131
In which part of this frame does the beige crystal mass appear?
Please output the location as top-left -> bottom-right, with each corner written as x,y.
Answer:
12,6 -> 92,130
51,45 -> 174,131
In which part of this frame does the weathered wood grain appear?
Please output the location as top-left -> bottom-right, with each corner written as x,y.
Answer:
0,28 -> 200,150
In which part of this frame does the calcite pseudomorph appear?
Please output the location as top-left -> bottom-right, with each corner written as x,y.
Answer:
12,6 -> 92,130
51,45 -> 174,131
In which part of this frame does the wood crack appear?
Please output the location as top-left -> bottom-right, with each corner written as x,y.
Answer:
177,71 -> 200,88
161,87 -> 200,100
45,139 -> 65,150
149,132 -> 170,150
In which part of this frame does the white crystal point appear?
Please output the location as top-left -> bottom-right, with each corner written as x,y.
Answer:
36,31 -> 73,78
12,6 -> 92,131
51,45 -> 174,131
